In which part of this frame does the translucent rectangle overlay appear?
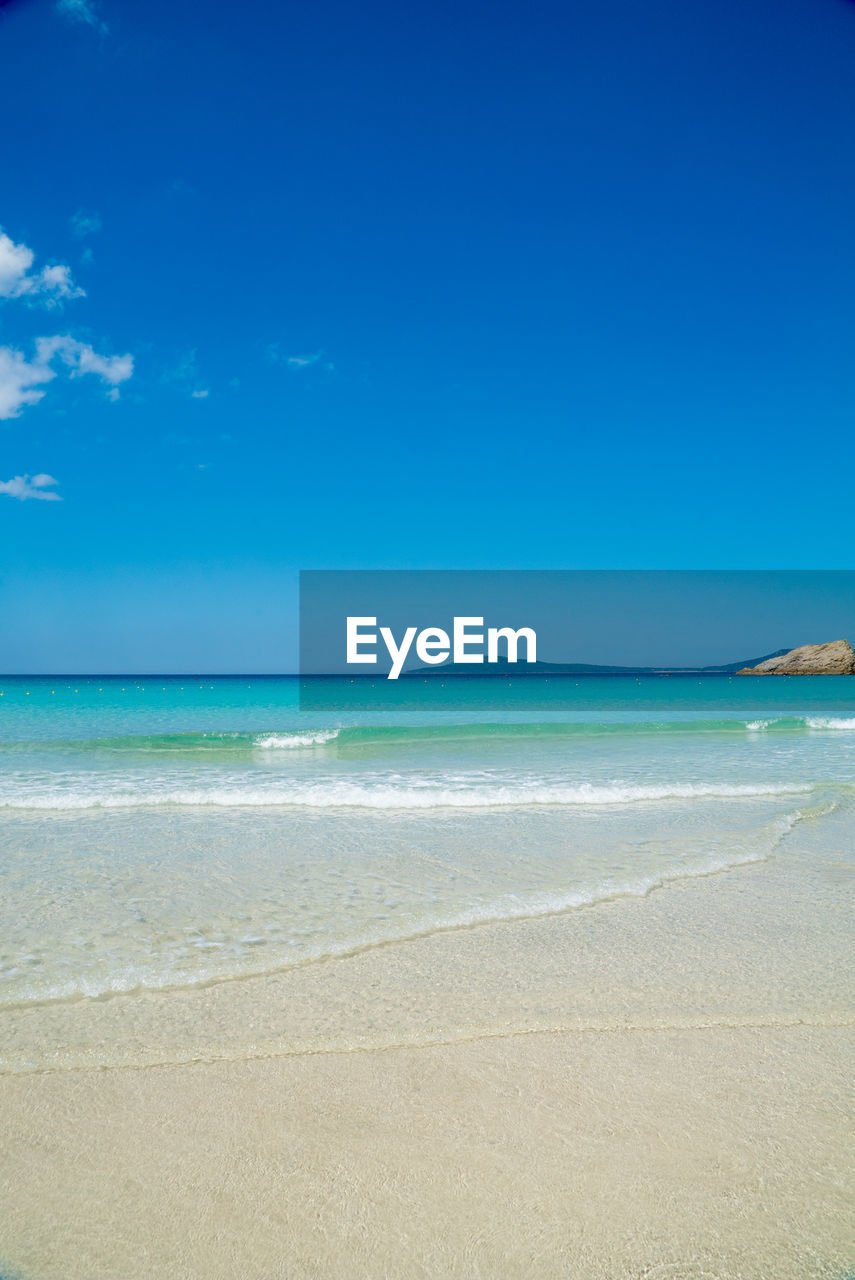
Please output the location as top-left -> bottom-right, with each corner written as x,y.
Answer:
299,570 -> 855,709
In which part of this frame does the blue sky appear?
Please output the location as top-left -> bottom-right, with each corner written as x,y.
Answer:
0,0 -> 853,671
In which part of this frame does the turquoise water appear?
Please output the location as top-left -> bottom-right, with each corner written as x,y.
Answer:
1,675 -> 853,1006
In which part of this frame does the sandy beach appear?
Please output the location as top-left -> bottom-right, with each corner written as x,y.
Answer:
2,799 -> 852,1280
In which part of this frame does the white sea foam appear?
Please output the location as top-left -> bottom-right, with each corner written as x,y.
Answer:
0,779 -> 815,812
743,716 -> 855,733
252,730 -> 340,749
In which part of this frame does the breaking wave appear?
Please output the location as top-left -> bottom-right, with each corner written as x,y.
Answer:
3,714 -> 855,758
252,730 -> 341,749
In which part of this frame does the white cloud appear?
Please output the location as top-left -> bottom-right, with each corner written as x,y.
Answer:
0,234 -> 33,293
0,336 -> 133,419
191,388 -> 209,399
0,347 -> 56,419
70,210 -> 102,238
0,474 -> 61,502
0,230 -> 84,307
56,0 -> 107,32
37,335 -> 134,386
0,224 -> 132,434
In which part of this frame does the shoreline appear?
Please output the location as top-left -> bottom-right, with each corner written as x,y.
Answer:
1,803 -> 852,1278
1,796 -> 850,1075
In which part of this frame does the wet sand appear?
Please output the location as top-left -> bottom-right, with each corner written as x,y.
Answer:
0,804 -> 852,1279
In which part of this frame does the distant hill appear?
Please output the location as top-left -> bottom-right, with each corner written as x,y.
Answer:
701,648 -> 792,673
403,649 -> 793,677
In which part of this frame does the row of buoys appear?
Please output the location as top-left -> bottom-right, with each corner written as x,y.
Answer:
0,683 -> 247,694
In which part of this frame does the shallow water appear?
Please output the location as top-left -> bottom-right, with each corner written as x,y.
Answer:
1,674 -> 853,1012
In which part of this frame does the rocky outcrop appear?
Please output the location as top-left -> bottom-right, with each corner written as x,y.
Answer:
737,639 -> 855,675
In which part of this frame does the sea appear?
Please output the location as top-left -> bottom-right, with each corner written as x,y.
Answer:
0,673 -> 853,1011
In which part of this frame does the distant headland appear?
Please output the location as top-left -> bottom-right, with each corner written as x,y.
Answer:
737,639 -> 855,675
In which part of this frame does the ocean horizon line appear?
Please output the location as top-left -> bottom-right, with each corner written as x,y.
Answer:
0,670 -> 791,680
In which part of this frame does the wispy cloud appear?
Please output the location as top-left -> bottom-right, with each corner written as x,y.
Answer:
56,0 -> 107,33
164,348 -> 210,399
0,230 -> 84,308
0,474 -> 61,502
267,345 -> 335,373
0,337 -> 133,420
70,209 -> 102,238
